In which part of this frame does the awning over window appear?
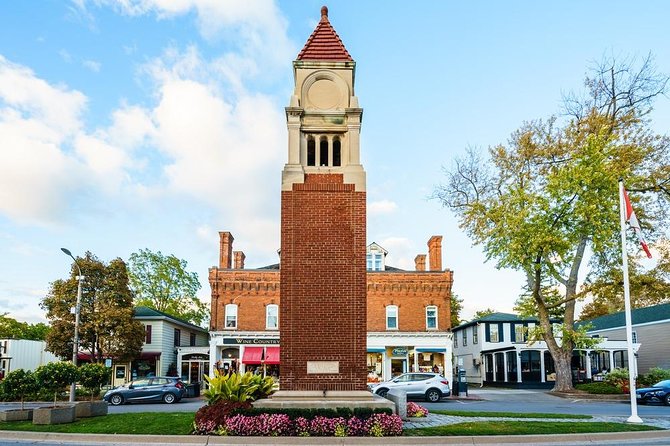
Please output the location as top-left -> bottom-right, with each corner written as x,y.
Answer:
416,348 -> 446,353
264,347 -> 280,364
367,348 -> 385,353
242,347 -> 263,364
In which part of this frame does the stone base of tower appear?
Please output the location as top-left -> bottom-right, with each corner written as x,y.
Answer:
253,390 -> 396,413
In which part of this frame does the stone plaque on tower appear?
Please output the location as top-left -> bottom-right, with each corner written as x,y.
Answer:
278,6 -> 368,396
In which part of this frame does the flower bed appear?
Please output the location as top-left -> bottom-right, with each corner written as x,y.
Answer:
407,402 -> 429,418
192,403 -> 402,437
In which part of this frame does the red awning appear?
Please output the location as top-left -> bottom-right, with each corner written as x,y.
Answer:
242,347 -> 263,364
264,347 -> 280,365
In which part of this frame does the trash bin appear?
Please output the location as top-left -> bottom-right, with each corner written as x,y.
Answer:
453,381 -> 459,396
459,381 -> 468,396
186,383 -> 200,398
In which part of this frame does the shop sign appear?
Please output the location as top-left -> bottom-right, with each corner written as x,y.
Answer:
223,338 -> 280,345
183,354 -> 209,360
391,347 -> 408,356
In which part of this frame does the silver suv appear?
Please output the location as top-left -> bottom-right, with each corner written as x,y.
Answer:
370,372 -> 450,402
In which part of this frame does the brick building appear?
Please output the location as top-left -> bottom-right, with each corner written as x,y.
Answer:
208,232 -> 454,385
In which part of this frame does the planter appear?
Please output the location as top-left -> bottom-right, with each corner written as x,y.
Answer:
0,409 -> 33,422
75,400 -> 108,418
32,405 -> 76,425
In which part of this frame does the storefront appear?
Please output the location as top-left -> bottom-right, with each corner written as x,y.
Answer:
209,332 -> 280,381
177,347 -> 210,385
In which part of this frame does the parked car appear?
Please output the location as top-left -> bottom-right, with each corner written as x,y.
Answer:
103,376 -> 186,406
636,379 -> 670,405
369,372 -> 450,402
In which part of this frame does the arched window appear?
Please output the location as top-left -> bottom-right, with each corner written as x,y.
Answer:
266,304 -> 279,330
426,306 -> 437,330
386,305 -> 398,330
332,138 -> 341,166
319,137 -> 328,166
307,138 -> 316,166
225,304 -> 238,329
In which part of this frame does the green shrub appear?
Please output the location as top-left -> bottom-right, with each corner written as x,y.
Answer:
1,369 -> 39,409
638,367 -> 670,387
604,368 -> 631,391
78,363 -> 112,400
203,371 -> 275,404
34,361 -> 79,407
575,382 -> 622,394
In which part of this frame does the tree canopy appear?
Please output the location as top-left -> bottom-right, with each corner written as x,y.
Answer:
434,54 -> 669,391
450,294 -> 464,327
41,252 -> 145,362
128,249 -> 208,326
0,314 -> 50,341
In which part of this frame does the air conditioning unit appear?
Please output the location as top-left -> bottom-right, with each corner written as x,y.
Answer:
473,358 -> 481,367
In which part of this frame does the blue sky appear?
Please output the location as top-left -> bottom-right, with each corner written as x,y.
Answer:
1,1 -> 669,324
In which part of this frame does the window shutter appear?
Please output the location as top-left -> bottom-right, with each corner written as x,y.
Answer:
145,325 -> 152,344
485,323 -> 491,342
498,323 -> 504,342
510,323 -> 516,342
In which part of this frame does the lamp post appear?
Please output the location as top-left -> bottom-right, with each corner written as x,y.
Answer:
61,248 -> 84,403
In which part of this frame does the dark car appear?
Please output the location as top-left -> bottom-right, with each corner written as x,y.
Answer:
636,379 -> 670,405
103,376 -> 186,406
369,372 -> 450,402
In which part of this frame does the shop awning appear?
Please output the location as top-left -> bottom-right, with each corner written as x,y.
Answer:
242,347 -> 263,364
264,347 -> 280,364
416,348 -> 446,353
367,348 -> 385,353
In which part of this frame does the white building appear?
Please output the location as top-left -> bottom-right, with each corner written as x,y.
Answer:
0,339 -> 59,377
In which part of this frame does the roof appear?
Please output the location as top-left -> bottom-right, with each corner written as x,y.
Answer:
133,306 -> 208,333
297,6 -> 353,61
453,312 -> 551,331
578,302 -> 670,332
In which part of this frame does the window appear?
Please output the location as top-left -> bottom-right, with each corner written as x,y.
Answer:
386,305 -> 398,330
319,138 -> 328,166
225,304 -> 238,329
145,325 -> 152,344
173,328 -> 181,347
266,304 -> 279,329
462,328 -> 467,346
489,324 -> 499,343
632,331 -> 638,343
426,306 -> 437,329
189,333 -> 196,347
307,138 -> 315,166
367,253 -> 383,271
333,139 -> 341,166
453,331 -> 458,348
473,326 -> 478,344
515,324 -> 525,343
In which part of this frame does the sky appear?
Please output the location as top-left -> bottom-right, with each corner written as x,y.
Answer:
1,1 -> 669,324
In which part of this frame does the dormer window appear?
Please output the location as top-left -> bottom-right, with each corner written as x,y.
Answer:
366,242 -> 387,271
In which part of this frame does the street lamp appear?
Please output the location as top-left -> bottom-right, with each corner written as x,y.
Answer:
61,248 -> 84,403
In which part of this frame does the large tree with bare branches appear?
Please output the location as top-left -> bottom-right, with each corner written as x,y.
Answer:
434,54 -> 669,392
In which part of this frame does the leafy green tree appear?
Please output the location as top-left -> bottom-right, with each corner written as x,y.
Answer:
450,294 -> 464,327
128,249 -> 208,326
434,55 -> 670,392
34,361 -> 79,407
472,308 -> 496,320
0,314 -> 50,341
1,369 -> 39,410
41,252 -> 145,362
78,363 -> 111,401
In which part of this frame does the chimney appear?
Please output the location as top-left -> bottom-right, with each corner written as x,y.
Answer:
414,254 -> 426,271
233,251 -> 246,269
428,235 -> 443,271
219,232 -> 234,269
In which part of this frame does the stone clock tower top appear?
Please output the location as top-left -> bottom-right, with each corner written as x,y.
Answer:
282,6 -> 365,192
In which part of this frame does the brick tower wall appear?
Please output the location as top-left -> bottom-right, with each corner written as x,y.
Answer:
280,173 -> 367,391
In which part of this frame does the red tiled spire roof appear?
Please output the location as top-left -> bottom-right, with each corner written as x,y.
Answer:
297,6 -> 353,61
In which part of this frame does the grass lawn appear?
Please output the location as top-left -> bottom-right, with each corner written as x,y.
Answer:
404,421 -> 662,436
431,410 -> 591,419
0,413 -> 194,435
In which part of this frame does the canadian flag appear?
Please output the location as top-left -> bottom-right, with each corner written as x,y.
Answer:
622,187 -> 652,258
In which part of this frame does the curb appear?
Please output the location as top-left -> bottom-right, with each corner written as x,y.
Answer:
550,392 -> 628,401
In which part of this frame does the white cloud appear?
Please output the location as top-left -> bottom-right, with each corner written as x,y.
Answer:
369,199 -> 398,215
379,236 -> 416,270
82,59 -> 101,72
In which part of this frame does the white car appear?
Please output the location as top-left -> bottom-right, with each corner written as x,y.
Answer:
370,372 -> 450,402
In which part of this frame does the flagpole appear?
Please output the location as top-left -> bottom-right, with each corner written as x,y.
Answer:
619,179 -> 642,424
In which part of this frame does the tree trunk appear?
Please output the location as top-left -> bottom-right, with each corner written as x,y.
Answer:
551,349 -> 574,392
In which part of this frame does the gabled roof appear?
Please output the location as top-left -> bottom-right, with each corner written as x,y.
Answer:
134,306 -> 207,333
367,242 -> 388,255
297,6 -> 353,61
578,302 -> 670,332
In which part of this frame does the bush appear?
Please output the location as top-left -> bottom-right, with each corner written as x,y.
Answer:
1,369 -> 39,410
638,367 -> 670,387
34,361 -> 79,407
193,400 -> 252,434
78,363 -> 111,400
203,371 -> 274,404
604,368 -> 631,391
575,382 -> 622,394
407,402 -> 429,417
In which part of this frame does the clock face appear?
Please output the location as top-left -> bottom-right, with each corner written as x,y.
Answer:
307,78 -> 342,110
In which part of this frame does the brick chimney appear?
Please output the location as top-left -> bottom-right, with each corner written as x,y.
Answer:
428,235 -> 443,271
414,254 -> 426,271
219,232 -> 234,269
233,251 -> 246,269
